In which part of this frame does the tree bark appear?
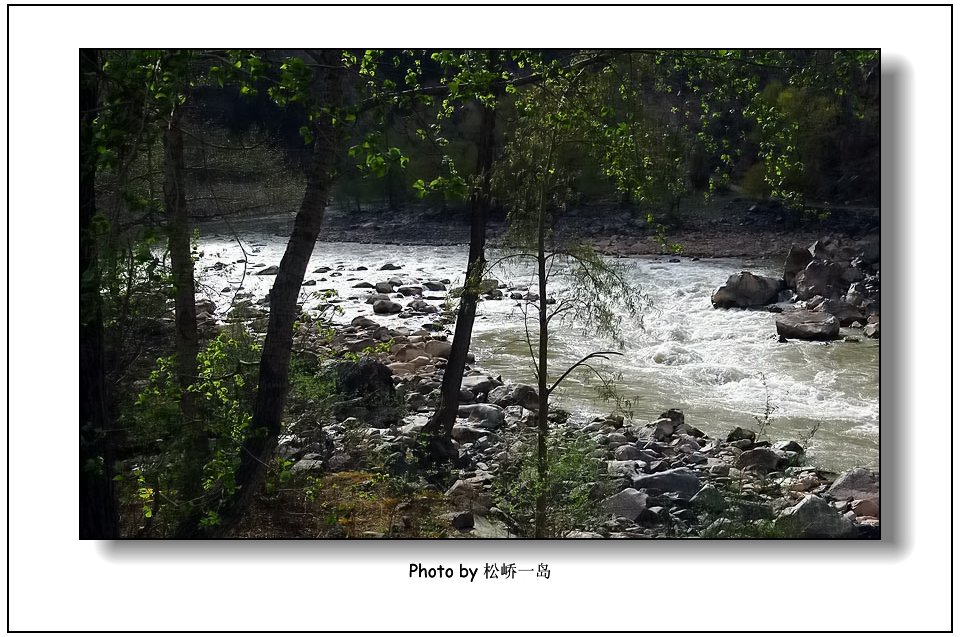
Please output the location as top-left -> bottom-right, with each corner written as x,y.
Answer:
80,48 -> 118,539
425,99 -> 496,443
164,102 -> 205,536
209,52 -> 342,535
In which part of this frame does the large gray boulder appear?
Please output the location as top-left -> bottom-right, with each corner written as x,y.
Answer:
735,447 -> 782,473
457,403 -> 505,430
783,244 -> 813,288
373,299 -> 402,314
423,340 -> 452,359
711,272 -> 784,309
460,374 -> 501,396
825,467 -> 879,503
488,383 -> 540,411
775,494 -> 857,538
602,488 -> 648,521
776,310 -> 840,341
631,468 -> 701,498
813,298 -> 867,327
795,259 -> 846,300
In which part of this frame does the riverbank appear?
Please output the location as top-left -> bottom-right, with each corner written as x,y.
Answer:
226,312 -> 880,539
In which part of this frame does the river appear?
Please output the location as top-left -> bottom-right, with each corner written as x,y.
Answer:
196,226 -> 879,473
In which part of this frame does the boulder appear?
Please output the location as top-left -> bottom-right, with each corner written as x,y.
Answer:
394,344 -> 427,362
448,511 -> 475,531
487,383 -> 540,411
255,265 -> 279,276
726,426 -> 757,443
372,299 -> 402,314
457,403 -> 505,430
735,447 -> 782,473
775,494 -> 857,538
606,460 -> 646,482
365,293 -> 391,305
351,315 -> 379,329
690,485 -> 727,513
783,244 -> 813,288
407,299 -> 439,313
380,263 -> 402,271
375,282 -> 395,294
864,322 -> 879,339
795,259 -> 846,301
451,424 -> 490,443
479,279 -> 500,294
423,340 -> 452,359
711,272 -> 784,309
460,374 -> 501,396
631,468 -> 701,498
397,285 -> 424,297
776,310 -> 840,341
613,445 -> 644,461
812,299 -> 866,327
423,281 -> 446,291
352,281 -> 375,289
601,488 -> 648,521
825,467 -> 879,503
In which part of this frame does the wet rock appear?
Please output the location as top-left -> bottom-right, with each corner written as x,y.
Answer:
365,293 -> 391,304
735,448 -> 781,473
352,281 -> 375,289
864,322 -> 879,339
487,383 -> 540,411
795,259 -> 846,300
373,299 -> 402,314
776,310 -> 840,341
775,494 -> 857,538
479,279 -> 500,294
380,263 -> 402,271
397,285 -> 424,297
375,282 -> 395,294
773,440 -> 804,454
711,272 -> 784,309
255,265 -> 279,276
460,374 -> 502,396
408,299 -> 439,313
726,426 -> 756,442
631,468 -> 701,498
351,315 -> 379,329
423,281 -> 446,291
783,244 -> 813,288
602,488 -> 648,521
812,298 -> 866,327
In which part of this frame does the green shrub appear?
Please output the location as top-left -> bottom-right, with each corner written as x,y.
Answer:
495,429 -> 609,538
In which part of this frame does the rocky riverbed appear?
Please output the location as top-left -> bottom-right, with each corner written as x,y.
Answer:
192,222 -> 880,538
263,315 -> 880,539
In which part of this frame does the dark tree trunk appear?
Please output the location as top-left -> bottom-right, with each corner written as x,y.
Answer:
534,187 -> 550,539
426,99 -> 496,443
80,48 -> 118,539
209,52 -> 342,535
164,103 -> 204,537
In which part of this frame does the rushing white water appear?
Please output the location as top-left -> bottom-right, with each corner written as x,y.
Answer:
196,228 -> 879,472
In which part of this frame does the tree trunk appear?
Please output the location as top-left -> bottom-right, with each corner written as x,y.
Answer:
426,99 -> 496,443
164,103 -> 204,536
208,53 -> 342,535
80,48 -> 118,539
534,183 -> 550,539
